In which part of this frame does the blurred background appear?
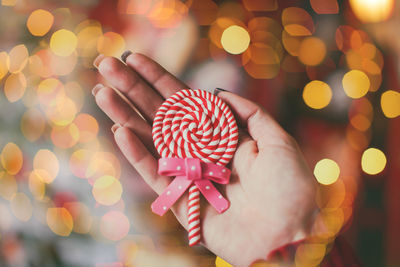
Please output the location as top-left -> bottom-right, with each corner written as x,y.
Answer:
0,0 -> 399,266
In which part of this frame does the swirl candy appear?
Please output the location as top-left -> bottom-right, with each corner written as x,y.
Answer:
151,89 -> 238,246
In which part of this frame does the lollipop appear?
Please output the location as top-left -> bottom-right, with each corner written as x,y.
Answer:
151,89 -> 238,246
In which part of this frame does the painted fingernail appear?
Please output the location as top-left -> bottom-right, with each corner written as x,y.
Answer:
121,50 -> 132,63
93,54 -> 105,68
214,88 -> 229,96
92,83 -> 104,96
111,123 -> 121,134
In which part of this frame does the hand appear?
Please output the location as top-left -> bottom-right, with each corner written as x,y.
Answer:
92,52 -> 317,266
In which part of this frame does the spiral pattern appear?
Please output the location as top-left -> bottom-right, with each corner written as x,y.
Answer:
152,89 -> 238,166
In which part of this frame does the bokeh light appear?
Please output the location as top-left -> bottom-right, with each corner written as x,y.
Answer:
97,32 -> 126,57
0,51 -> 8,80
349,0 -> 394,23
100,211 -> 130,241
221,25 -> 250,55
0,172 -> 18,201
50,29 -> 78,57
92,175 -> 123,206
342,70 -> 370,99
46,207 -> 74,236
310,0 -> 339,14
20,108 -> 46,142
33,149 -> 59,184
1,143 -> 23,175
4,73 -> 26,103
381,90 -> 400,118
282,7 -> 314,36
298,37 -> 326,66
10,193 -> 33,222
8,44 -> 28,73
303,80 -> 332,109
215,256 -> 233,267
74,113 -> 99,143
361,148 -> 387,175
26,9 -> 54,36
314,159 -> 340,185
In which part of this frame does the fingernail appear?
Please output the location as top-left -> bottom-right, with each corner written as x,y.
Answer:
93,54 -> 105,68
92,83 -> 104,96
111,123 -> 122,134
121,50 -> 132,63
214,88 -> 229,96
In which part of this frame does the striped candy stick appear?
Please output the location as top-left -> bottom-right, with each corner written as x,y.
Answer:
188,185 -> 201,246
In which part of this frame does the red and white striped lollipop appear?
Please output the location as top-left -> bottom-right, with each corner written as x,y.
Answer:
152,89 -> 238,246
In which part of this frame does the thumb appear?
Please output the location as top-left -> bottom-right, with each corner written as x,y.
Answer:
215,89 -> 293,149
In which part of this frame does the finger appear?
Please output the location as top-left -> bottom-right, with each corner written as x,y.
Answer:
124,52 -> 188,98
95,55 -> 164,122
114,126 -> 188,227
93,84 -> 157,156
232,130 -> 257,177
113,126 -> 169,194
216,91 -> 292,148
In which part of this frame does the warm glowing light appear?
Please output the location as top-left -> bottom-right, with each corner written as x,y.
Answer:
302,80 -> 332,109
1,0 -> 16,6
0,52 -> 8,80
86,152 -> 121,182
76,21 -> 103,58
29,171 -> 46,200
298,37 -> 326,66
381,90 -> 400,118
33,149 -> 59,184
314,159 -> 340,185
36,78 -> 64,106
349,0 -> 394,23
0,172 -> 17,200
316,179 -> 346,209
4,73 -> 26,103
342,70 -> 370,99
97,32 -> 126,57
310,0 -> 339,14
74,113 -> 99,143
8,44 -> 29,73
295,243 -> 326,266
282,30 -> 303,56
50,52 -> 78,76
209,17 -> 238,48
220,25 -> 250,55
350,114 -> 371,131
21,108 -> 46,142
29,49 -> 53,78
92,175 -> 123,206
26,9 -> 54,36
11,193 -> 33,222
361,148 -> 386,175
46,96 -> 78,126
100,211 -> 130,241
119,0 -> 153,15
69,149 -> 94,179
147,0 -> 188,28
47,207 -> 74,236
50,29 -> 78,57
1,142 -> 23,175
243,59 -> 280,79
282,7 -> 314,36
51,124 -> 80,149
64,202 -> 92,234
215,257 -> 233,267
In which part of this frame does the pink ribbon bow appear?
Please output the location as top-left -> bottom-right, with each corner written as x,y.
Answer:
151,158 -> 231,216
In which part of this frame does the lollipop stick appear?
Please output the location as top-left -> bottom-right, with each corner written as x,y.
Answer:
188,184 -> 201,246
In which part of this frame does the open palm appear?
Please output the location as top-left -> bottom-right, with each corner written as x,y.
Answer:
93,53 -> 317,266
